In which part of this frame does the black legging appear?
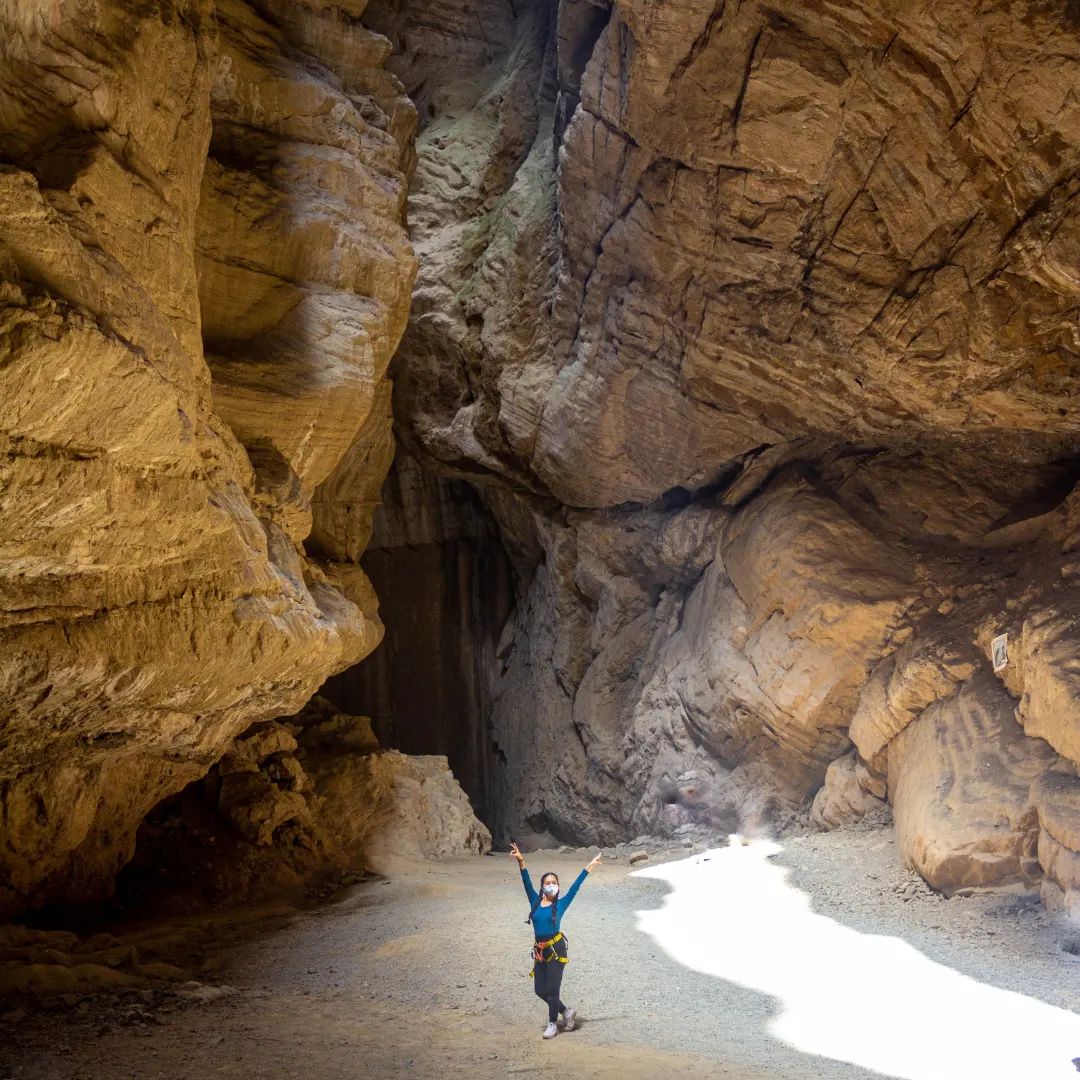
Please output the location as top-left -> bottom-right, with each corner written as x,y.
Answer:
533,939 -> 568,1024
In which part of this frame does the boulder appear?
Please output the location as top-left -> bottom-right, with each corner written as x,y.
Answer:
888,676 -> 1056,895
810,751 -> 886,830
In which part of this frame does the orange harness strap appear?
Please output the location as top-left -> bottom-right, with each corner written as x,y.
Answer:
528,932 -> 568,977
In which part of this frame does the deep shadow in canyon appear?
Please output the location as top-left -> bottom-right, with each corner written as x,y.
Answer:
319,457 -> 517,832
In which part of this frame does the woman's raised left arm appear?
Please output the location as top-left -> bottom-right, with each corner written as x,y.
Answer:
560,852 -> 602,910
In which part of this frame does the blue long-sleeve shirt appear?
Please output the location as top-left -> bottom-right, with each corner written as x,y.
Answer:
521,866 -> 588,940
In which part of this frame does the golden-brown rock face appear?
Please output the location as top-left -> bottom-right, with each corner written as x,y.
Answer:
0,0 -> 415,917
357,0 -> 1080,911
8,0 -> 1080,920
388,0 -> 1080,508
115,697 -> 490,913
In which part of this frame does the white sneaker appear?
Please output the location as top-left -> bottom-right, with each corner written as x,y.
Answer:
543,1022 -> 559,1039
562,1007 -> 577,1032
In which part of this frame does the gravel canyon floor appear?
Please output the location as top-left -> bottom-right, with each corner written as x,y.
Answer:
6,823 -> 1080,1080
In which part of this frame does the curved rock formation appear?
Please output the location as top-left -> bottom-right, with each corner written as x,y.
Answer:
6,0 -> 1080,920
0,0 -> 415,917
350,0 -> 1080,908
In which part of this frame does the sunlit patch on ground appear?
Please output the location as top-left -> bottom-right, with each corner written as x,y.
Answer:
632,837 -> 1080,1080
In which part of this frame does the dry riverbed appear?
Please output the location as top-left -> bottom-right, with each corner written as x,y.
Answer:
5,821 -> 1080,1080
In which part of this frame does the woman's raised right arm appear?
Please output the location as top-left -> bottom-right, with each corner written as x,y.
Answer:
511,841 -> 538,904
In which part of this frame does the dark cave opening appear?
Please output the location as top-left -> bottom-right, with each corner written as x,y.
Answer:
318,455 -> 516,833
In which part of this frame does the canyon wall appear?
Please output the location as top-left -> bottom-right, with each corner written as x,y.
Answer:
0,0 -> 417,917
6,0 -> 1080,921
361,0 -> 1080,912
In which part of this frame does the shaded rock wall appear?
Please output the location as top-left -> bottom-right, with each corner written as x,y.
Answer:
0,0 -> 415,917
115,696 -> 490,915
365,0 -> 1080,908
321,452 -> 516,825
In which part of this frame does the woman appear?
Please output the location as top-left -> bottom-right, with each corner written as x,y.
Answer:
510,840 -> 602,1039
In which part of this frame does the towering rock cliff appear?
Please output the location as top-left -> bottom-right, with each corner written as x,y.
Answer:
6,0 -> 1080,922
0,0 -> 416,917
345,0 -> 1080,915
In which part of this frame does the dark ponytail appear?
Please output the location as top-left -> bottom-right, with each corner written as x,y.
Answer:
525,894 -> 542,924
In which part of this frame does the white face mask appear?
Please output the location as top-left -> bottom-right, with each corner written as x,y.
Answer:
543,883 -> 559,897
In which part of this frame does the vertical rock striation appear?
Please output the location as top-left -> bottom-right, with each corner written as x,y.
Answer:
321,452 -> 516,824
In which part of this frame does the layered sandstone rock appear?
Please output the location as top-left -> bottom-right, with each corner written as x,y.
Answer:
887,674 -> 1057,895
382,0 -> 1080,508
0,0 -> 415,917
348,0 -> 1080,909
809,751 -> 885,831
7,0 -> 1080,920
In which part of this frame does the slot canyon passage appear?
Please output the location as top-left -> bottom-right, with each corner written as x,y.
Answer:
10,0 -> 1080,1076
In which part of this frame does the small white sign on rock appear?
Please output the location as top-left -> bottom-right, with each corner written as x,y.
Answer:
991,632 -> 1009,672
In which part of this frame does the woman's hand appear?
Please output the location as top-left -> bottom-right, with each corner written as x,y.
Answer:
586,852 -> 602,873
510,841 -> 525,867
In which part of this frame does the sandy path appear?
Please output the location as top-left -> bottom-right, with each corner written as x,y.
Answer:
7,822 -> 1080,1080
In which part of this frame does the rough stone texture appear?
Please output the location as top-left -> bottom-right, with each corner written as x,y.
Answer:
352,0 -> 1080,911
809,750 -> 885,830
887,674 -> 1057,895
9,0 -> 1080,919
383,0 -> 1080,510
116,698 -> 490,911
319,749 -> 493,869
1033,769 -> 1080,918
298,697 -> 492,870
0,1 -> 415,917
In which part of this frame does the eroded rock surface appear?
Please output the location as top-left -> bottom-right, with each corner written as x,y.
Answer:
0,0 -> 415,917
7,0 -> 1080,920
117,697 -> 490,912
346,0 -> 1080,910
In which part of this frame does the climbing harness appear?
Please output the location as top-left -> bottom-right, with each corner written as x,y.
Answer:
529,931 -> 569,977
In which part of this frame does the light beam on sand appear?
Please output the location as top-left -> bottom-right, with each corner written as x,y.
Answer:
632,838 -> 1080,1080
